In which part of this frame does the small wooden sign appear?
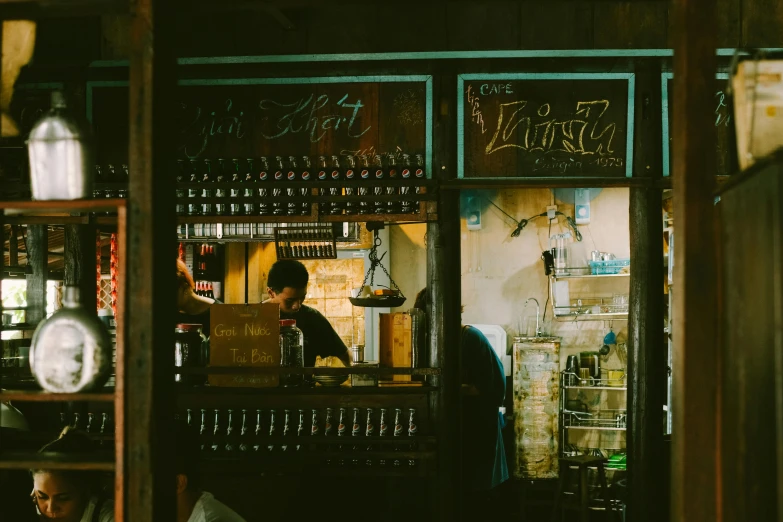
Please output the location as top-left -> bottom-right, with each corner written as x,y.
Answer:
379,312 -> 412,383
208,303 -> 280,387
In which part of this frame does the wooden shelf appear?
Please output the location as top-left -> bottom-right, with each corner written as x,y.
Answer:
0,452 -> 115,471
0,390 -> 115,402
553,312 -> 628,321
0,198 -> 126,212
553,273 -> 630,279
178,214 -> 319,224
176,385 -> 437,396
177,367 -> 441,376
441,177 -> 648,190
564,386 -> 627,391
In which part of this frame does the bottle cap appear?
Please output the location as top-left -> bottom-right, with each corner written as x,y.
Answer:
280,319 -> 297,327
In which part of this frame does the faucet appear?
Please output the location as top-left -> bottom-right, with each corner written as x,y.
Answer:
525,298 -> 541,337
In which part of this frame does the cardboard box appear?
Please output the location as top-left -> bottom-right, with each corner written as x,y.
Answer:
732,59 -> 783,170
208,303 -> 280,387
379,312 -> 412,383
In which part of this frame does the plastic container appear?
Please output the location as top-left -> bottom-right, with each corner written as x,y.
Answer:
589,258 -> 631,275
279,319 -> 304,387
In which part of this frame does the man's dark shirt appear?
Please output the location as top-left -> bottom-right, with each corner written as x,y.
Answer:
281,304 -> 350,367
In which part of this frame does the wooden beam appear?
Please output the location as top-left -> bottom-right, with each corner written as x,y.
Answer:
63,224 -> 97,311
670,0 -> 718,521
8,224 -> 18,265
627,60 -> 667,522
125,0 -> 176,518
25,224 -> 47,323
428,67 -> 461,522
717,162 -> 783,522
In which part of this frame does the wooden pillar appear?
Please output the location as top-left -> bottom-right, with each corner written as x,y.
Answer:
125,0 -> 176,518
670,0 -> 718,521
25,225 -> 47,323
429,69 -> 462,522
64,225 -> 97,310
627,61 -> 666,522
9,225 -> 18,265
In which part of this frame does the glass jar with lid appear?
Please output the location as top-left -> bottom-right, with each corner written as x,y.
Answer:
175,323 -> 207,385
279,319 -> 303,387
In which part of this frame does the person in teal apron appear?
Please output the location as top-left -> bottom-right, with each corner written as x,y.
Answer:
413,289 -> 509,511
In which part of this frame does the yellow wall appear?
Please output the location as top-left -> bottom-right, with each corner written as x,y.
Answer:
389,188 -> 631,373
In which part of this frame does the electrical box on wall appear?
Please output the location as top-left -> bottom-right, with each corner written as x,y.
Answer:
574,189 -> 591,225
466,196 -> 482,230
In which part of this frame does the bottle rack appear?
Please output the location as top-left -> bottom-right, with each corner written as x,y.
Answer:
178,401 -> 434,477
274,225 -> 336,260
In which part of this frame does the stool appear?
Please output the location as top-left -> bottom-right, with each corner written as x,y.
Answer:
551,455 -> 615,522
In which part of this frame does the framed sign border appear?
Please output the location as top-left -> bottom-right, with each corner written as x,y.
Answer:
86,75 -> 433,179
661,71 -> 731,177
456,72 -> 636,179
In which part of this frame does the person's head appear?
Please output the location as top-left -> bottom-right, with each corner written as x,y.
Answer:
414,288 -> 430,310
413,287 -> 464,314
266,260 -> 309,313
30,428 -> 100,522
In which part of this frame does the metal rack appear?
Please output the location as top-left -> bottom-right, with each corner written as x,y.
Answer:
549,273 -> 630,321
559,371 -> 627,457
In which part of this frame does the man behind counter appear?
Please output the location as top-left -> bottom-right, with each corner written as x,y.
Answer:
264,259 -> 351,367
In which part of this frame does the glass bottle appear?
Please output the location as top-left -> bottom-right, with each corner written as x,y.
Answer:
299,156 -> 313,216
281,409 -> 292,452
201,159 -> 214,216
211,409 -> 222,453
407,408 -> 418,467
344,155 -> 358,215
175,159 -> 187,216
215,159 -> 228,216
252,409 -> 264,452
238,409 -> 250,452
350,407 -> 361,466
286,156 -> 299,217
242,158 -> 256,216
378,408 -> 389,467
257,157 -> 271,217
29,286 -> 112,393
329,155 -> 343,215
336,407 -> 347,466
414,152 -> 427,212
279,319 -> 303,387
400,154 -> 414,214
364,408 -> 375,466
392,408 -> 403,467
386,155 -> 400,214
372,155 -> 385,214
224,409 -> 236,452
267,409 -> 277,453
272,156 -> 286,216
358,155 -> 371,215
229,158 -> 243,216
199,409 -> 208,451
187,159 -> 200,216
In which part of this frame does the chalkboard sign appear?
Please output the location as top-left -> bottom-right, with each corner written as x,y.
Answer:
208,303 -> 280,388
458,74 -> 634,178
662,73 -> 734,176
88,77 -> 429,166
